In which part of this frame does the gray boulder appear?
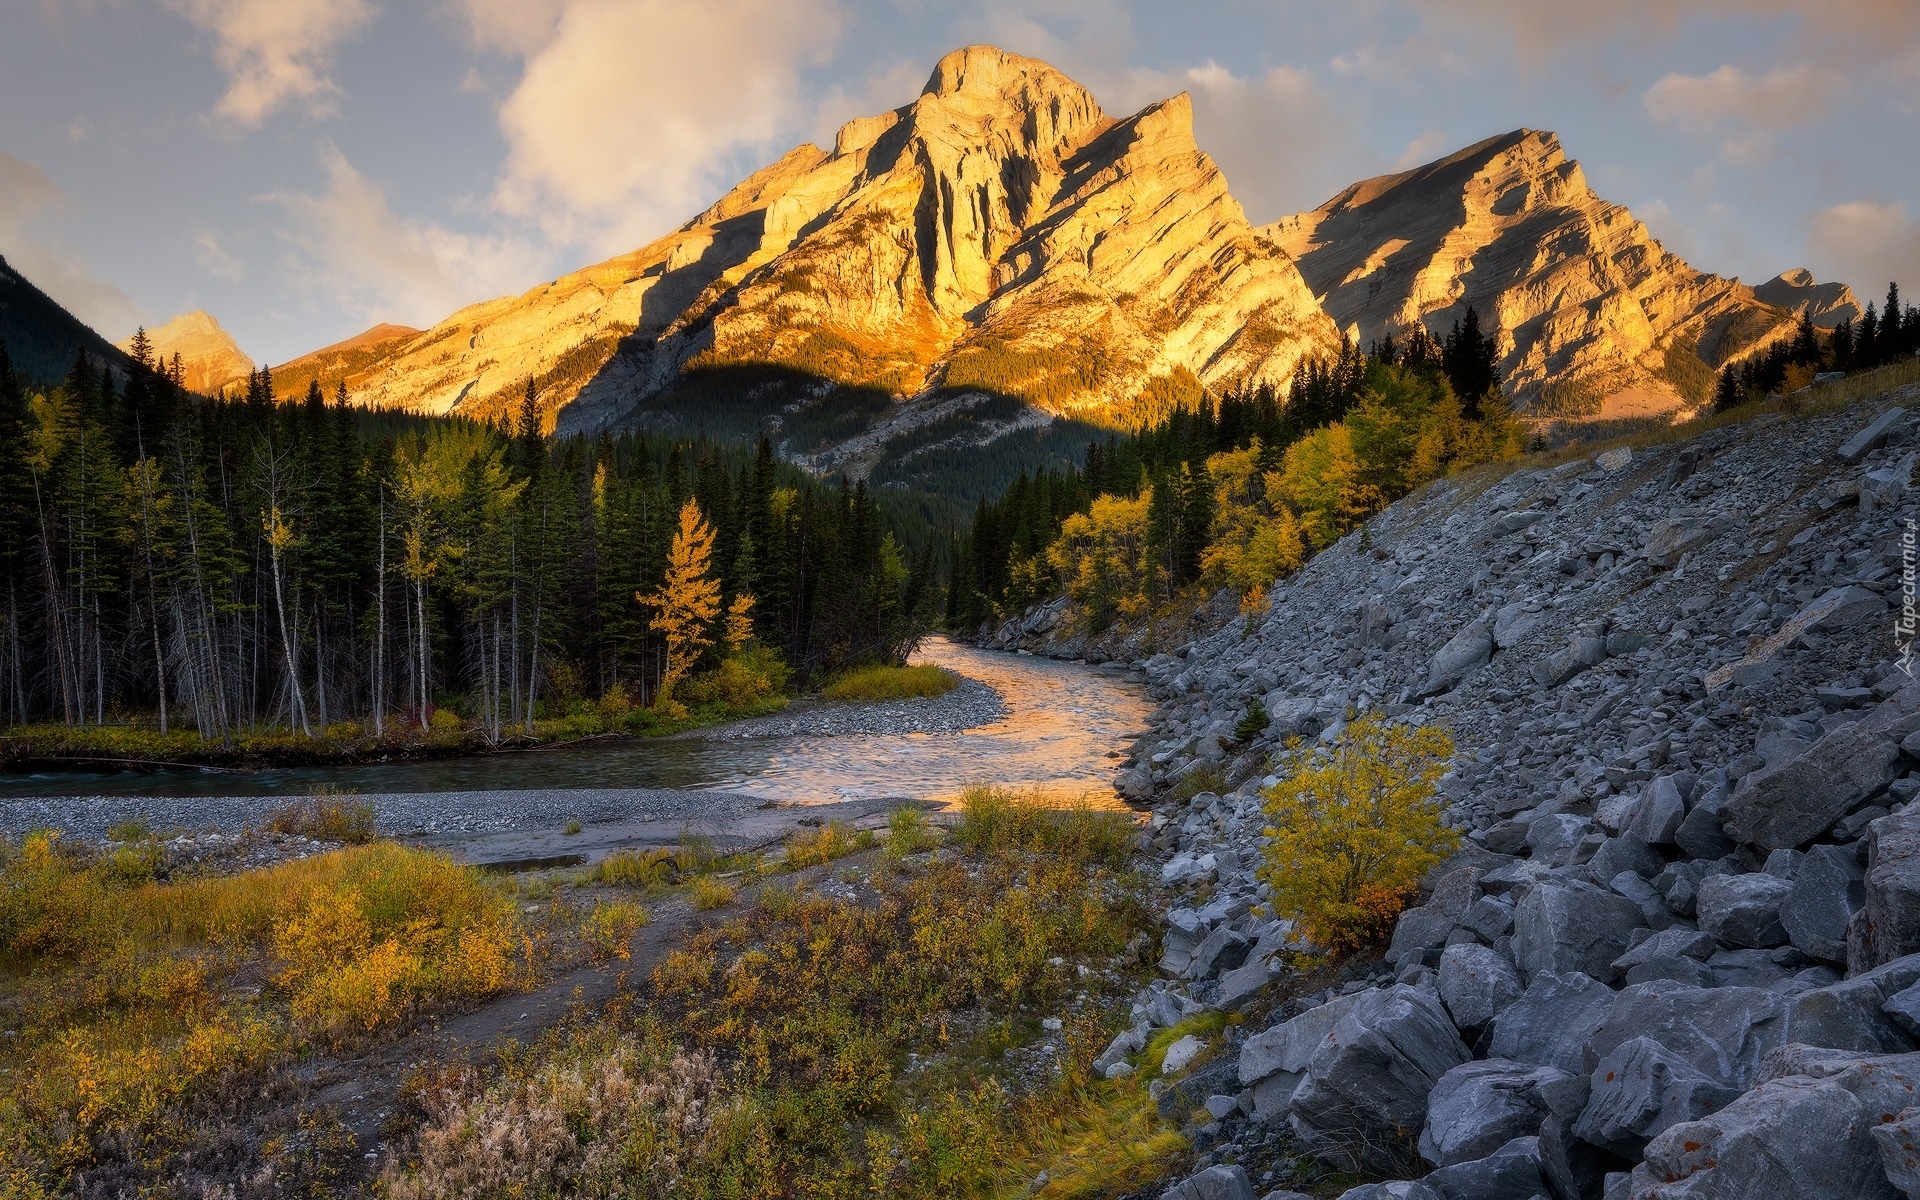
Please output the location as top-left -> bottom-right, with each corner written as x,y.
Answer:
1419,1058 -> 1568,1167
1489,971 -> 1616,1075
1586,984 -> 1789,1092
1572,1035 -> 1743,1155
1697,872 -> 1794,948
1854,810 -> 1920,974
1782,843 -> 1867,965
1512,878 -> 1644,980
1436,943 -> 1524,1032
1628,776 -> 1690,846
1238,990 -> 1371,1118
1787,954 -> 1920,1053
1870,1107 -> 1920,1199
1632,1050 -> 1920,1199
1528,813 -> 1598,867
1160,1163 -> 1255,1200
1674,786 -> 1737,860
1611,928 -> 1718,986
1839,406 -> 1910,462
1332,1183 -> 1441,1200
1422,1135 -> 1550,1200
1722,720 -> 1900,850
1288,986 -> 1473,1171
1426,620 -> 1493,695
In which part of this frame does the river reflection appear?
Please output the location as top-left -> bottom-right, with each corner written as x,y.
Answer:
0,639 -> 1152,806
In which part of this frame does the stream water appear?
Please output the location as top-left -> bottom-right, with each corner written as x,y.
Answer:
0,639 -> 1153,807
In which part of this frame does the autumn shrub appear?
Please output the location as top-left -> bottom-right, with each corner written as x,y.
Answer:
582,899 -> 648,962
820,662 -> 958,703
679,643 -> 793,713
590,847 -> 677,891
1257,715 -> 1457,958
687,875 -> 735,911
884,806 -> 939,857
784,821 -> 872,869
265,790 -> 378,843
951,787 -> 1137,871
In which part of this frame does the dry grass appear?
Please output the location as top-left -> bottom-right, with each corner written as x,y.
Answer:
783,820 -> 874,868
265,789 -> 378,843
687,875 -> 736,911
821,663 -> 960,703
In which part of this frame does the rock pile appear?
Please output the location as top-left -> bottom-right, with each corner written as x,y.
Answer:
1071,387 -> 1920,1199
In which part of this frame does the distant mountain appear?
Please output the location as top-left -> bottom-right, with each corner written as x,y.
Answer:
1262,130 -> 1832,418
291,45 -> 1339,494
118,310 -> 254,395
1753,268 -> 1862,329
0,252 -> 129,385
269,322 -> 421,404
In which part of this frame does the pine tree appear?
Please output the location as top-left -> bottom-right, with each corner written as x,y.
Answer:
641,498 -> 721,709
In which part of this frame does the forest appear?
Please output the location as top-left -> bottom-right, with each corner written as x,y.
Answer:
947,309 -> 1527,633
0,341 -> 936,750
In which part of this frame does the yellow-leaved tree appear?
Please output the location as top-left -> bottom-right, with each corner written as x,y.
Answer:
1259,714 -> 1457,958
1046,490 -> 1153,628
640,499 -> 721,711
1198,441 -> 1306,606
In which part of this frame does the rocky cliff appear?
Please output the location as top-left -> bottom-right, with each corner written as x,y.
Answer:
1756,267 -> 1865,329
119,310 -> 254,395
318,46 -> 1339,477
1263,130 -> 1814,421
1079,369 -> 1920,1198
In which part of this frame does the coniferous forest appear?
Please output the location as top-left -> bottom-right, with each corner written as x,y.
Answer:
0,340 -> 935,748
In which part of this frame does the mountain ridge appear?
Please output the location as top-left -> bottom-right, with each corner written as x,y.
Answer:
117,310 -> 254,395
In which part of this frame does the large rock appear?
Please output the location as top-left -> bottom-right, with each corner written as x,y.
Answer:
1238,990 -> 1371,1118
1512,878 -> 1644,981
1783,843 -> 1867,965
1787,954 -> 1920,1054
1697,872 -> 1794,948
1870,1107 -> 1920,1198
1436,943 -> 1524,1032
1586,983 -> 1789,1092
1854,811 -> 1920,974
1631,1050 -> 1920,1199
1426,619 -> 1493,695
1572,1035 -> 1742,1155
1288,986 -> 1473,1171
1421,1135 -> 1550,1200
1489,971 -> 1616,1075
1722,718 -> 1900,850
1419,1059 -> 1569,1166
1159,1163 -> 1255,1200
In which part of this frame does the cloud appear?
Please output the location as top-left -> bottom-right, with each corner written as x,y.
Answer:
1809,201 -> 1920,303
193,230 -> 245,281
1394,129 -> 1449,170
484,0 -> 844,253
448,0 -> 568,55
1096,60 -> 1379,221
269,142 -> 551,326
1644,64 -> 1839,132
166,0 -> 376,127
1417,0 -> 1920,66
0,150 -> 142,335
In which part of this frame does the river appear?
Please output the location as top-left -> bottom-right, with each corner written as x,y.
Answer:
0,640 -> 1153,847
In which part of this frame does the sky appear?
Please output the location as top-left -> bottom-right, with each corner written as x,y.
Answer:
2,0 -> 1917,368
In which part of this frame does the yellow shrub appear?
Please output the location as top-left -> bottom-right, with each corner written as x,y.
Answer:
583,900 -> 648,962
688,875 -> 736,911
820,663 -> 956,703
785,821 -> 871,869
591,847 -> 677,890
1258,715 -> 1457,957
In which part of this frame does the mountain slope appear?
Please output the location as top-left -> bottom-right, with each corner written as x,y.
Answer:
1754,267 -> 1862,328
0,253 -> 130,385
326,46 -> 1340,482
118,310 -> 254,394
268,322 -> 422,403
1263,130 -> 1816,418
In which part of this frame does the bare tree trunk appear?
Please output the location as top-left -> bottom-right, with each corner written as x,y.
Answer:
268,536 -> 312,737
374,488 -> 386,736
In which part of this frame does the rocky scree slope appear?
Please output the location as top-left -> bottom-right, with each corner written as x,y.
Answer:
330,45 -> 1338,457
1263,130 -> 1855,422
1101,380 -> 1920,1200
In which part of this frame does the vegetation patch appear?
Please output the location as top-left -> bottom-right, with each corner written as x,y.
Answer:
820,663 -> 959,703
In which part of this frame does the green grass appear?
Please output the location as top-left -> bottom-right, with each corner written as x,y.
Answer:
821,663 -> 960,703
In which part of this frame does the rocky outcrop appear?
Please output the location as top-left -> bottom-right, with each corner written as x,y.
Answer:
321,45 -> 1339,462
1262,130 -> 1822,420
1093,376 -> 1920,1197
118,311 -> 254,395
1755,268 -> 1864,329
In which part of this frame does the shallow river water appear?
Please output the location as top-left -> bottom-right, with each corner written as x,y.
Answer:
1,639 -> 1152,809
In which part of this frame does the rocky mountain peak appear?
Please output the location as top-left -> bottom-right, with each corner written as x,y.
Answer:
120,309 -> 254,394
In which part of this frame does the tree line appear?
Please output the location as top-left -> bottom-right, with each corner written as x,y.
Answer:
1716,281 -> 1919,409
0,341 -> 934,740
946,309 -> 1521,632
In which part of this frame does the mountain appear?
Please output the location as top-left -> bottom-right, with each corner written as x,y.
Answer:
314,46 -> 1340,493
118,310 -> 254,395
0,252 -> 130,385
1263,129 -> 1816,418
1753,268 -> 1862,328
268,322 -> 421,404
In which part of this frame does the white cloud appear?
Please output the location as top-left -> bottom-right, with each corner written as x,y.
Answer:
1644,64 -> 1838,132
193,230 -> 245,281
484,0 -> 844,253
448,0 -> 568,55
269,142 -> 551,327
1394,129 -> 1449,170
0,150 -> 142,335
167,0 -> 376,127
1810,201 -> 1920,304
